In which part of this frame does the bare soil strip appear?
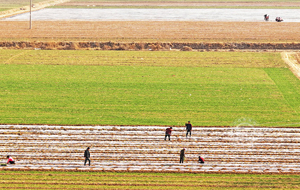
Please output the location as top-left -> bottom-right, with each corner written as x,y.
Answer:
0,21 -> 300,43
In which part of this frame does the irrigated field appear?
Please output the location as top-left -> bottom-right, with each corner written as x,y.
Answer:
0,49 -> 300,126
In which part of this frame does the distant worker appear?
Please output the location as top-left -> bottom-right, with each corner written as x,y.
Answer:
7,156 -> 15,164
164,127 -> 172,141
185,121 -> 192,137
264,14 -> 269,21
180,148 -> 185,163
84,147 -> 91,166
198,156 -> 205,164
275,17 -> 283,22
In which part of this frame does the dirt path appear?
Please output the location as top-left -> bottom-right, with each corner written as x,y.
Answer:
0,0 -> 70,19
281,52 -> 300,79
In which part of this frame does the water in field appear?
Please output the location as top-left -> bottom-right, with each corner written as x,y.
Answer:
4,8 -> 300,22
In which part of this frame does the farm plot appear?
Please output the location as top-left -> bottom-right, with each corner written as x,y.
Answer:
1,170 -> 300,190
55,1 -> 300,9
1,124 -> 300,174
1,21 -> 300,42
0,0 -> 46,9
0,50 -> 300,126
0,0 -> 71,19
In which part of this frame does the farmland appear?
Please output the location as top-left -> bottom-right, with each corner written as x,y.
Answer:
1,1 -> 300,188
1,170 -> 300,189
0,0 -> 46,9
55,0 -> 300,9
1,21 -> 300,43
1,50 -> 300,126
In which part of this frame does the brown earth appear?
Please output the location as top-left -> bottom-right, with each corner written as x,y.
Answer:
1,21 -> 300,43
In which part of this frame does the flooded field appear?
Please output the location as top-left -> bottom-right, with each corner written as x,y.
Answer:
4,8 -> 300,22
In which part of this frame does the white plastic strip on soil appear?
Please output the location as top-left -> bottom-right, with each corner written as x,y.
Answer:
1,125 -> 300,173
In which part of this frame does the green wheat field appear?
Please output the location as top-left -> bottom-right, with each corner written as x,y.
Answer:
0,49 -> 299,126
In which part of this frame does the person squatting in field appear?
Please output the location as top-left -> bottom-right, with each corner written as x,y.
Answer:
165,127 -> 172,140
7,156 -> 15,164
180,148 -> 185,163
84,147 -> 91,166
185,121 -> 192,137
198,156 -> 204,164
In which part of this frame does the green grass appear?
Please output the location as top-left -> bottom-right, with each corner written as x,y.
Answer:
1,170 -> 300,189
0,50 -> 299,127
0,8 -> 9,11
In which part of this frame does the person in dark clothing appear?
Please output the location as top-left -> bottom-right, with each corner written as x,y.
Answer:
164,127 -> 172,141
264,14 -> 269,21
185,121 -> 192,137
84,147 -> 91,166
275,17 -> 283,22
180,148 -> 185,163
198,156 -> 204,164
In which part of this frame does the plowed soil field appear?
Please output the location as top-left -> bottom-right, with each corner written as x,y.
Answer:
1,21 -> 300,42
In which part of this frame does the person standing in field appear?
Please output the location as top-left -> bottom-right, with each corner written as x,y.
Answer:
185,121 -> 192,137
7,156 -> 15,164
180,148 -> 185,163
164,127 -> 172,141
84,147 -> 91,166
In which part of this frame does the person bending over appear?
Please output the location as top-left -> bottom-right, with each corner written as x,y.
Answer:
7,156 -> 15,164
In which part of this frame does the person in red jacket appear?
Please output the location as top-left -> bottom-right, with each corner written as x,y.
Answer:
7,156 -> 15,164
198,156 -> 204,164
164,127 -> 172,141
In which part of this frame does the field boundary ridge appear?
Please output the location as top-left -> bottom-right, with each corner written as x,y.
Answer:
1,41 -> 300,51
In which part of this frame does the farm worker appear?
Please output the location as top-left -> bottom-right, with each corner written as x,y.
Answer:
264,14 -> 269,21
198,156 -> 204,164
7,156 -> 15,164
180,148 -> 185,163
164,127 -> 172,141
185,121 -> 192,137
84,147 -> 91,166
